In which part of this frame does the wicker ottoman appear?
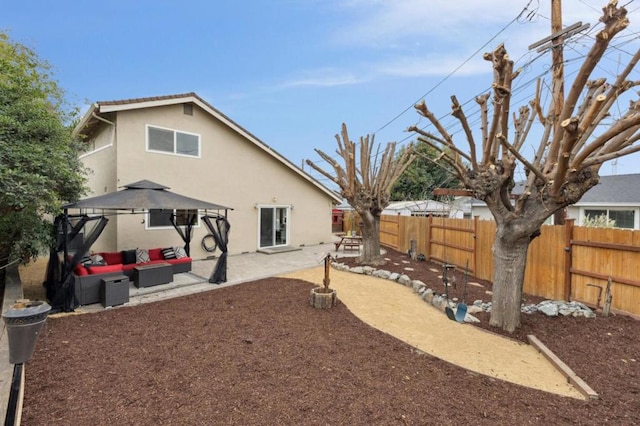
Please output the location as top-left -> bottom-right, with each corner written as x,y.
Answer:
100,275 -> 130,307
134,263 -> 173,288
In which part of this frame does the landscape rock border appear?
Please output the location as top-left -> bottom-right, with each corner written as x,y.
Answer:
331,261 -> 596,322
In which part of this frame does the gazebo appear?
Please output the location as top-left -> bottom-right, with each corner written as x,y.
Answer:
45,180 -> 233,312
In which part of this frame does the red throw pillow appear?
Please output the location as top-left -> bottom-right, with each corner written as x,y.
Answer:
148,248 -> 163,261
74,264 -> 89,276
100,252 -> 123,265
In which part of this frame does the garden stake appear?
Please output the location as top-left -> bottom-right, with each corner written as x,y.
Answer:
455,260 -> 469,323
442,263 -> 456,321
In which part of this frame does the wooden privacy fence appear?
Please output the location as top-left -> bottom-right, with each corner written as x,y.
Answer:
380,214 -> 640,318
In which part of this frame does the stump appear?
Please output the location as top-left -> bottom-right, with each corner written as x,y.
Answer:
309,287 -> 337,309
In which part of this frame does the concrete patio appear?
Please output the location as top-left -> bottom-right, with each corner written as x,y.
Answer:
74,241 -> 363,312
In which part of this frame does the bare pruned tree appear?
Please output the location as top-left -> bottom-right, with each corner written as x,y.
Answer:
408,1 -> 640,332
307,123 -> 414,265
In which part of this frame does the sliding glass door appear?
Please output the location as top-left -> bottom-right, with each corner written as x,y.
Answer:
259,207 -> 289,248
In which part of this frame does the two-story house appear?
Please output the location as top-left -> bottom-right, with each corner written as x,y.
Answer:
73,93 -> 341,259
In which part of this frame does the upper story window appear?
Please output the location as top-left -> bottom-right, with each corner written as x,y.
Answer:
147,125 -> 200,158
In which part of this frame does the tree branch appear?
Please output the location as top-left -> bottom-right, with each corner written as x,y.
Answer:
414,137 -> 467,179
495,133 -> 547,183
475,93 -> 490,153
581,137 -> 640,168
407,125 -> 472,163
450,95 -> 478,171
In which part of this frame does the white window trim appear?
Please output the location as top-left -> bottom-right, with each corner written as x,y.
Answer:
580,207 -> 639,229
255,204 -> 292,249
145,209 -> 201,230
146,124 -> 201,158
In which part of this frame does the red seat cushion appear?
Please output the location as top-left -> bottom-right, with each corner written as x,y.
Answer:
87,264 -> 123,274
165,257 -> 191,265
146,259 -> 170,266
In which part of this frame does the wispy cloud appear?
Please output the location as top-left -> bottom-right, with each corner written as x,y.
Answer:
277,69 -> 368,88
375,54 -> 489,78
329,0 -> 533,47
264,1 -> 640,95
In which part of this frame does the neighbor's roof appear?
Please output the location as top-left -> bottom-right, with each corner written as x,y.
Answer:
384,200 -> 451,211
74,92 -> 342,204
577,174 -> 640,205
63,180 -> 232,211
468,173 -> 640,207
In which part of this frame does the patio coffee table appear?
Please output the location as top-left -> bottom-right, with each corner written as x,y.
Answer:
134,262 -> 173,288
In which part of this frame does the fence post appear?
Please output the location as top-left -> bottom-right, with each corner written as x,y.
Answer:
473,216 -> 479,277
426,215 -> 432,262
564,218 -> 575,301
397,213 -> 402,251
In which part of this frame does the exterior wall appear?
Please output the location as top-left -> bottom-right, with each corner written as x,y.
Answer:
83,103 -> 335,258
468,204 -> 494,221
78,120 -> 119,253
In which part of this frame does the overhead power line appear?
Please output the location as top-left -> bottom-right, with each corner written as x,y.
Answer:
371,0 -> 537,135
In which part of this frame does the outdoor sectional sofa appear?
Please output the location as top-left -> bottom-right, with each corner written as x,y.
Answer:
72,247 -> 192,305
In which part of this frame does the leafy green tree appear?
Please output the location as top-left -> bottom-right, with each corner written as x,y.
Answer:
391,142 -> 460,201
0,32 -> 86,279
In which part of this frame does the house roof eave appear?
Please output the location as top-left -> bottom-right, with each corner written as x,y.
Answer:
78,93 -> 341,204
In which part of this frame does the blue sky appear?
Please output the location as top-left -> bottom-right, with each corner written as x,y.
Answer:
2,0 -> 639,185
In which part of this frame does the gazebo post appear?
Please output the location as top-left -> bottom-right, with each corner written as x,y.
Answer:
61,208 -> 69,281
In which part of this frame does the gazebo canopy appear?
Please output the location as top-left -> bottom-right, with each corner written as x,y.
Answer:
48,180 -> 232,312
63,180 -> 232,211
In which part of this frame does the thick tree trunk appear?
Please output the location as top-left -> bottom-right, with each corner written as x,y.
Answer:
489,224 -> 531,332
359,211 -> 383,265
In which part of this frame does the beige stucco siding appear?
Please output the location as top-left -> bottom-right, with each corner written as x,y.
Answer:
88,103 -> 334,258
79,120 -> 118,253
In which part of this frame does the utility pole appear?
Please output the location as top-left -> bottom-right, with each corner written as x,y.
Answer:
528,0 -> 589,225
551,0 -> 564,124
551,0 -> 565,225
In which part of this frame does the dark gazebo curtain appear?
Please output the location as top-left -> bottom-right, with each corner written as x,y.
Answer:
202,215 -> 230,284
45,214 -> 109,312
170,212 -> 198,256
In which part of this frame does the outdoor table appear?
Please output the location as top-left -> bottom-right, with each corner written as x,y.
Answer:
334,235 -> 362,252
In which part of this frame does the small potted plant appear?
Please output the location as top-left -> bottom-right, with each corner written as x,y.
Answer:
309,253 -> 337,309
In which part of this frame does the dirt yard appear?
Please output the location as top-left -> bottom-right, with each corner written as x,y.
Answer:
17,249 -> 640,425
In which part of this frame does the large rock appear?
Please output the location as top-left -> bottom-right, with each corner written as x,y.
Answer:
373,269 -> 391,279
538,302 -> 559,317
412,280 -> 426,293
397,274 -> 412,286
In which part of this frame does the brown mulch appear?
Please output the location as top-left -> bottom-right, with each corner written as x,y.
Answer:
22,249 -> 639,425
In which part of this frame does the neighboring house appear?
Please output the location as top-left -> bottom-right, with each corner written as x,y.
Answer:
73,93 -> 341,259
382,200 -> 467,218
465,174 -> 640,229
567,174 -> 640,229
